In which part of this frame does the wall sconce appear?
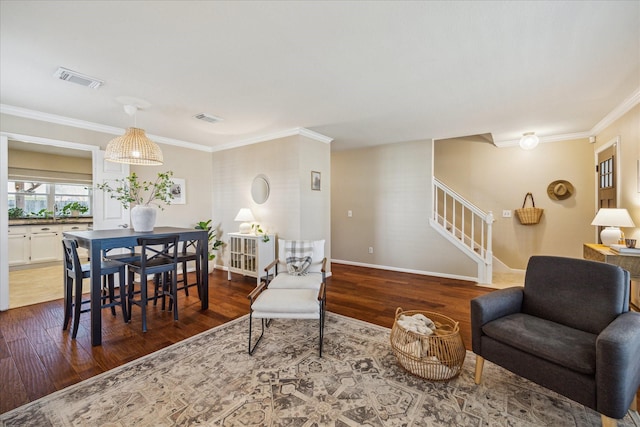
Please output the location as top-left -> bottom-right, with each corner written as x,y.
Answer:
591,208 -> 636,246
234,208 -> 255,234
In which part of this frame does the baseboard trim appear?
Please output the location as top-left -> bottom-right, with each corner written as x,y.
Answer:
331,259 -> 477,283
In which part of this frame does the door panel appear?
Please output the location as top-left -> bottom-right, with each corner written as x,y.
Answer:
93,150 -> 129,230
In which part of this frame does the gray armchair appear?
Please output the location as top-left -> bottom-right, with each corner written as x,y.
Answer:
471,256 -> 640,427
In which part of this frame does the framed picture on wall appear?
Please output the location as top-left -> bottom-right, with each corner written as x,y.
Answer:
170,178 -> 186,204
311,171 -> 321,191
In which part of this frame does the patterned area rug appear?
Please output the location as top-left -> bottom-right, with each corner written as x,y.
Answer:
1,312 -> 638,426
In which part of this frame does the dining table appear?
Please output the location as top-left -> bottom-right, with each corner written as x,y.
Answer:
62,226 -> 209,346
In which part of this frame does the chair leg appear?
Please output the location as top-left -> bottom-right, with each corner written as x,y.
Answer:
71,276 -> 84,339
106,275 -> 117,316
194,257 -> 202,299
248,314 -> 265,355
601,415 -> 617,427
182,261 -> 189,296
172,269 -> 179,321
127,270 -> 135,323
474,355 -> 485,385
118,268 -> 128,323
63,275 -> 73,331
141,274 -> 149,332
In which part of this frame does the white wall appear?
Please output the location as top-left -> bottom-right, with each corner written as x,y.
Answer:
212,134 -> 332,270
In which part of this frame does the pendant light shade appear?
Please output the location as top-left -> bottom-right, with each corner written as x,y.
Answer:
105,127 -> 163,165
105,103 -> 163,165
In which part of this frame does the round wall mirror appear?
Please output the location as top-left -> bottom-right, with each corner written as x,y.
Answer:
251,174 -> 270,204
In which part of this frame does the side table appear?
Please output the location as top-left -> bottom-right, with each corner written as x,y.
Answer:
583,243 -> 640,311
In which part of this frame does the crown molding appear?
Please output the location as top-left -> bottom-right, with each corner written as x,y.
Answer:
493,131 -> 591,148
589,86 -> 640,136
493,86 -> 640,148
1,104 -> 333,153
211,127 -> 333,153
0,104 -> 212,153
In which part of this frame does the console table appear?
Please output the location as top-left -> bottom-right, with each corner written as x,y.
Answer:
583,243 -> 640,310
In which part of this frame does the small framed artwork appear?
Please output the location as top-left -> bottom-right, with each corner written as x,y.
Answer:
170,178 -> 186,204
311,171 -> 321,191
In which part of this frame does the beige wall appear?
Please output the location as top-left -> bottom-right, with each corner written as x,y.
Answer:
211,135 -> 331,269
8,148 -> 92,175
331,139 -> 477,279
435,136 -> 594,269
593,104 -> 640,241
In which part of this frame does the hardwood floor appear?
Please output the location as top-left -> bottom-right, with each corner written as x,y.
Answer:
0,263 -> 490,414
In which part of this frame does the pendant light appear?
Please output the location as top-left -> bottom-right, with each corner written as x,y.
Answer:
105,104 -> 163,165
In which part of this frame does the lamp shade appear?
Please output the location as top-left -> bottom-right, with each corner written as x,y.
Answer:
234,208 -> 255,234
591,208 -> 636,227
105,127 -> 164,165
591,208 -> 636,246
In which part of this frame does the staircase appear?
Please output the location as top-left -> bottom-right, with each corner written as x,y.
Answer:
430,177 -> 494,283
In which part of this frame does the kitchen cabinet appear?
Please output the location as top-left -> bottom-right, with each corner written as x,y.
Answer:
8,226 -> 29,266
8,223 -> 90,267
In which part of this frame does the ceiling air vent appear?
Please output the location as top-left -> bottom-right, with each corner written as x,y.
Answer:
53,67 -> 103,89
193,113 -> 223,124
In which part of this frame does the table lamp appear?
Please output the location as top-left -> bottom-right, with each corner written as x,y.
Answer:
590,208 -> 636,246
234,208 -> 255,234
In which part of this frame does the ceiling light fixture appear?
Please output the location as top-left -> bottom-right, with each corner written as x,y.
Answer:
105,105 -> 163,165
519,132 -> 539,150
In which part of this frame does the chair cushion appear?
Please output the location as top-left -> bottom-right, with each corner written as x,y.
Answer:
268,272 -> 323,290
252,289 -> 320,319
278,239 -> 325,273
481,313 -> 597,375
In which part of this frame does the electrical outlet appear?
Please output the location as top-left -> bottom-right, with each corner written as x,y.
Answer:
348,210 -> 353,217
502,210 -> 512,218
368,247 -> 374,254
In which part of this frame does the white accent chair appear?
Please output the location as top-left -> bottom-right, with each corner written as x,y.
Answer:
247,239 -> 327,356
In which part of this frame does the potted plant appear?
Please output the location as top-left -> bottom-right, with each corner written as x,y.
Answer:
8,207 -> 24,219
96,171 -> 174,232
195,220 -> 223,271
251,223 -> 270,242
61,201 -> 89,217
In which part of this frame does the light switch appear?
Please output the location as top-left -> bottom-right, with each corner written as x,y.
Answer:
348,210 -> 353,217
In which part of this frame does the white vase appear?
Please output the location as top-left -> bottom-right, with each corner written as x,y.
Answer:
131,205 -> 157,232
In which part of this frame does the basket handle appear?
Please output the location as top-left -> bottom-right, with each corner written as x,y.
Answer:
521,192 -> 535,208
395,307 -> 403,318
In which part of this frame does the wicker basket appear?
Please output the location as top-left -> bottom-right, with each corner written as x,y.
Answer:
390,307 -> 466,381
515,192 -> 544,225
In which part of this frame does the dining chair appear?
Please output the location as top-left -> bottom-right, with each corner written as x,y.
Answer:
62,238 -> 128,339
127,235 -> 179,332
176,239 -> 202,298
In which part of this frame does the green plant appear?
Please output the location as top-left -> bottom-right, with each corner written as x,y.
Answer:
61,201 -> 89,216
8,207 -> 24,219
33,208 -> 54,218
251,223 -> 270,243
195,219 -> 223,260
96,171 -> 174,209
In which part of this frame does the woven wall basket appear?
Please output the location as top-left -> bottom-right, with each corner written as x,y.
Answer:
515,192 -> 544,225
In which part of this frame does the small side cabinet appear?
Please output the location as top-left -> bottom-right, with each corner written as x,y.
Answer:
227,232 -> 275,285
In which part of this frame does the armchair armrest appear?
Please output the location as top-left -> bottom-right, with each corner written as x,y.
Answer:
470,287 -> 524,354
248,282 -> 268,303
263,259 -> 279,286
321,257 -> 327,283
596,311 -> 640,419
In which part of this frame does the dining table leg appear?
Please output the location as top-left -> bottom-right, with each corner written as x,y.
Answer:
200,233 -> 209,310
89,242 -> 103,346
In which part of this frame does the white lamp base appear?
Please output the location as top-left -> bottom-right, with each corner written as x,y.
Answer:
600,227 -> 621,246
238,222 -> 252,234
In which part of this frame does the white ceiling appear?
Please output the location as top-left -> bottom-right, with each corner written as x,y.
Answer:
1,1 -> 638,152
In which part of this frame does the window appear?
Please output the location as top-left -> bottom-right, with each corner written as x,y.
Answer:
8,181 -> 92,217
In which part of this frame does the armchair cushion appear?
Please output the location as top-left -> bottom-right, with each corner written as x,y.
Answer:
278,239 -> 325,273
482,313 -> 596,374
268,272 -> 323,290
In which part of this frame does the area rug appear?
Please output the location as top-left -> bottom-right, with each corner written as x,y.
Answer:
1,312 -> 638,427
